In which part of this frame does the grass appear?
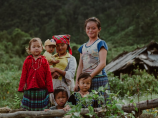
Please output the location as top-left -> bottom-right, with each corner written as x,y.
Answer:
0,67 -> 23,109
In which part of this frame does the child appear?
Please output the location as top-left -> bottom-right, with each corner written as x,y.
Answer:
43,39 -> 59,67
18,38 -> 54,111
44,88 -> 68,118
63,73 -> 98,111
74,17 -> 110,103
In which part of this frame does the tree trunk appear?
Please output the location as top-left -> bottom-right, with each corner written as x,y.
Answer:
0,108 -> 102,118
122,98 -> 158,113
0,98 -> 158,118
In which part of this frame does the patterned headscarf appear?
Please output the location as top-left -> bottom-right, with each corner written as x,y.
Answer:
52,34 -> 72,55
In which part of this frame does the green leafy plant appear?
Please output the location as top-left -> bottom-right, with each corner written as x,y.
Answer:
65,85 -> 127,118
12,94 -> 21,109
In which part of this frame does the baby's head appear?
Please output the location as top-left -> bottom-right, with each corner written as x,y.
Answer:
54,89 -> 68,108
78,73 -> 92,92
26,38 -> 43,55
44,39 -> 56,53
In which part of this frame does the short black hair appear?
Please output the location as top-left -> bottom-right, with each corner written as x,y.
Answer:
54,89 -> 68,99
78,73 -> 91,82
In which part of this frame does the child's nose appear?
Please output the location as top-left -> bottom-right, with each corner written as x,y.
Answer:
60,98 -> 63,101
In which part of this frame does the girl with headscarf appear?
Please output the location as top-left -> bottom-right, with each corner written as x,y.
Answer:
49,34 -> 77,105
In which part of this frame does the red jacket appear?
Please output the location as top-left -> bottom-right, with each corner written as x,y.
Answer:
18,55 -> 53,93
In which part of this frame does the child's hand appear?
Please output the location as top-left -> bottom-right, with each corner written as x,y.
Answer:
63,105 -> 71,111
74,84 -> 79,92
23,83 -> 27,90
44,109 -> 50,112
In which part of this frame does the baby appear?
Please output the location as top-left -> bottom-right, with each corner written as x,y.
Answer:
43,39 -> 59,67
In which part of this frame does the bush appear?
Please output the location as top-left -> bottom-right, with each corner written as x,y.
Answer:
108,69 -> 158,97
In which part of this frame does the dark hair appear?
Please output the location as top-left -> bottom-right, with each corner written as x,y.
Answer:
78,73 -> 92,82
54,89 -> 68,99
84,17 -> 101,38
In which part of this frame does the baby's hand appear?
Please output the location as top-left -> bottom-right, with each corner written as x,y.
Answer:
44,109 -> 50,112
54,60 -> 60,64
63,105 -> 71,111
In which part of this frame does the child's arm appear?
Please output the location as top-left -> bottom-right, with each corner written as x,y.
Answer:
44,53 -> 59,65
18,59 -> 28,92
23,83 -> 27,90
45,60 -> 54,93
51,59 -> 59,64
75,54 -> 83,91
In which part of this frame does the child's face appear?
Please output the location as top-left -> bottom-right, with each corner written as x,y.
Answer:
78,77 -> 91,92
29,41 -> 43,57
55,91 -> 68,108
86,21 -> 101,39
45,45 -> 56,53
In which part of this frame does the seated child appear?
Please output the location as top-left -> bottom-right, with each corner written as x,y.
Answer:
63,73 -> 98,111
43,39 -> 59,67
44,88 -> 68,118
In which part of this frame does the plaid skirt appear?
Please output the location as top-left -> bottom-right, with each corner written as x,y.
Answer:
21,88 -> 50,111
90,76 -> 110,104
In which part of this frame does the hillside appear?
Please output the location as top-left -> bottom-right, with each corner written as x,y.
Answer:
0,0 -> 158,47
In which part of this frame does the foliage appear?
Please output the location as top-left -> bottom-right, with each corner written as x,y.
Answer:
0,0 -> 158,46
65,86 -> 106,118
108,69 -> 158,97
65,85 -> 139,117
13,94 -> 21,109
143,108 -> 158,117
0,65 -> 23,108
